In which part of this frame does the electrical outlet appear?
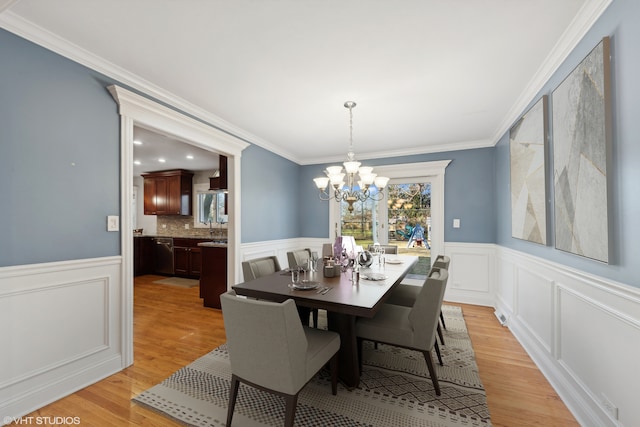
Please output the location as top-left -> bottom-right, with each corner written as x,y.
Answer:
601,393 -> 619,420
185,223 -> 189,229
453,218 -> 461,228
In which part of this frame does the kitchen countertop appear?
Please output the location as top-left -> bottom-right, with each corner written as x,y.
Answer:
197,241 -> 228,248
133,234 -> 228,247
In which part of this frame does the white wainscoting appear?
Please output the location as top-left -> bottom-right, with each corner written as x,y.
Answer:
0,257 -> 124,423
441,242 -> 497,307
496,247 -> 640,427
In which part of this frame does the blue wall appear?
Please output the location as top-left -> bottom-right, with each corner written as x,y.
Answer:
0,29 -> 120,267
299,147 -> 496,243
495,0 -> 640,288
241,144 -> 301,242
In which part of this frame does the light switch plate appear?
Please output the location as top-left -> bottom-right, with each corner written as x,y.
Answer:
107,215 -> 120,232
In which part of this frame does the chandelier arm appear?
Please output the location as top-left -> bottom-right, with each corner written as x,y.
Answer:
318,190 -> 333,201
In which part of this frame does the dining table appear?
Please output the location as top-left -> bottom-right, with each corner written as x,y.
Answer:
232,254 -> 419,388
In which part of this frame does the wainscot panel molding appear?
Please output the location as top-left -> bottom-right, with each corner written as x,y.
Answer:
495,247 -> 640,427
0,256 -> 124,422
442,242 -> 497,307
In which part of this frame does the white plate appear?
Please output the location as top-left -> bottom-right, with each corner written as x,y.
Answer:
290,282 -> 320,290
386,258 -> 404,264
361,273 -> 388,281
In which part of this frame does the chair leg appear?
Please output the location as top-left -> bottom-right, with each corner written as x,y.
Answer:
434,340 -> 443,366
357,337 -> 363,375
440,310 -> 447,330
283,394 -> 299,427
437,323 -> 445,346
330,352 -> 338,395
422,350 -> 441,396
226,374 -> 240,426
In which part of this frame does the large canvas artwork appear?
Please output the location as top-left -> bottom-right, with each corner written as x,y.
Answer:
510,96 -> 548,245
552,37 -> 611,263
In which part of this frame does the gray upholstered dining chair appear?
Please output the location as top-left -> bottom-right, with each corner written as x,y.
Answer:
241,255 -> 282,281
367,244 -> 399,254
355,267 -> 449,395
385,255 -> 451,344
322,243 -> 333,258
286,248 -> 319,328
286,248 -> 312,270
220,290 -> 340,427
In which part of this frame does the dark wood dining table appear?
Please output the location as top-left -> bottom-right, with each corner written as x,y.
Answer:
232,255 -> 418,388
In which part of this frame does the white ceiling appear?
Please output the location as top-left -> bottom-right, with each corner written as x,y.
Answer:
1,0 -> 610,164
133,126 -> 220,175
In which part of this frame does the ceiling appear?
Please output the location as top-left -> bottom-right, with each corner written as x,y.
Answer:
133,126 -> 220,176
1,0 -> 610,164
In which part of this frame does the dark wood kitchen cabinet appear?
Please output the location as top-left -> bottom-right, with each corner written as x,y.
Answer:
133,236 -> 154,276
199,245 -> 227,309
173,238 -> 208,279
142,169 -> 194,215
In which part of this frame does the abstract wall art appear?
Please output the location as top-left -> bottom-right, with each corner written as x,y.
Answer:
510,96 -> 548,245
552,37 -> 612,263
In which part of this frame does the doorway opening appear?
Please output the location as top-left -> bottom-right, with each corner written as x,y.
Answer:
338,182 -> 432,275
329,160 -> 450,277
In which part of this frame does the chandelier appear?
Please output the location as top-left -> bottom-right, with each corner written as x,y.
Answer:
313,101 -> 389,212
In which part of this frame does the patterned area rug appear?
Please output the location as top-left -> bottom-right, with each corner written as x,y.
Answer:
133,305 -> 491,426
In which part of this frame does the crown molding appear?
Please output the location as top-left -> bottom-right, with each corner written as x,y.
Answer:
0,10 -> 301,163
301,138 -> 494,165
491,0 -> 614,145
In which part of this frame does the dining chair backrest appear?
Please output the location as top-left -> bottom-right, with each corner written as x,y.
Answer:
287,248 -> 312,269
241,256 -> 281,281
408,267 -> 449,350
367,244 -> 398,254
322,243 -> 333,258
432,254 -> 450,270
220,290 -> 309,395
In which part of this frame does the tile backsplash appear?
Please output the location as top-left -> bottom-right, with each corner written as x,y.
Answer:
156,215 -> 227,239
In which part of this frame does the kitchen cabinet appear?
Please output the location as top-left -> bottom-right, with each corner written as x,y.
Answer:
142,169 -> 194,215
199,245 -> 227,309
133,236 -> 154,276
173,238 -> 208,279
208,155 -> 227,190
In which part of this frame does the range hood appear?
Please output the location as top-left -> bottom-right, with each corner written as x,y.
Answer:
209,155 -> 228,190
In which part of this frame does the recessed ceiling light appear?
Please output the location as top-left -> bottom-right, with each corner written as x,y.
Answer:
186,155 -> 194,160
158,158 -> 166,163
134,160 -> 141,165
133,140 -> 143,145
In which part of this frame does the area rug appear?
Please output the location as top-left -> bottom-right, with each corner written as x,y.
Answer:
133,305 -> 491,426
153,277 -> 200,288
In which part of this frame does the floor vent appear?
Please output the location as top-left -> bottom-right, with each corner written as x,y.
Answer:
494,310 -> 507,326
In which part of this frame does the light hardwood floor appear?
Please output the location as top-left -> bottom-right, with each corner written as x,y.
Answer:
14,274 -> 578,426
